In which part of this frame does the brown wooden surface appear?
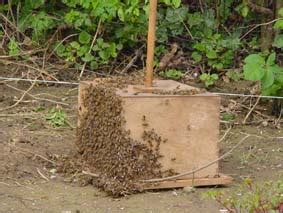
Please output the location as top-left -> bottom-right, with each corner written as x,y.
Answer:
140,175 -> 233,190
121,80 -> 220,179
145,0 -> 158,87
79,80 -> 221,180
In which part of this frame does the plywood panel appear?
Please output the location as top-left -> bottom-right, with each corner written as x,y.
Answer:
122,95 -> 220,178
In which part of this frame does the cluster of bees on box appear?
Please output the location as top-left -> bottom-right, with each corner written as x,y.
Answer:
153,87 -> 206,95
68,77 -> 204,196
76,79 -> 166,196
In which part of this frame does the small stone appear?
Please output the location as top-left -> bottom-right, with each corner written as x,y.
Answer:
262,121 -> 268,127
50,168 -> 57,174
172,191 -> 178,196
183,186 -> 195,193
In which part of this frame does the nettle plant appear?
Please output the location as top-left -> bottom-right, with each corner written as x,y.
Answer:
243,53 -> 283,96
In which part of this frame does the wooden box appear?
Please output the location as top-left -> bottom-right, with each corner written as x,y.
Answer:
78,80 -> 232,189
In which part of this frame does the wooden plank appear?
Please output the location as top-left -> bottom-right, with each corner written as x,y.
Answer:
140,175 -> 233,190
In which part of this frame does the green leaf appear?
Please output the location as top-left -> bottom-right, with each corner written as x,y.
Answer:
212,63 -> 224,70
159,69 -> 184,80
82,53 -> 95,62
77,45 -> 89,57
172,0 -> 181,8
244,54 -> 265,65
200,73 -> 218,87
193,43 -> 206,52
273,34 -> 283,48
191,52 -> 202,62
274,20 -> 283,30
79,31 -> 91,44
70,41 -> 80,49
243,63 -> 265,81
118,7 -> 125,21
211,74 -> 219,80
262,84 -> 281,96
270,65 -> 283,83
243,54 -> 266,81
241,6 -> 249,17
266,53 -> 276,66
262,68 -> 274,89
8,37 -> 20,56
279,8 -> 283,17
206,50 -> 217,59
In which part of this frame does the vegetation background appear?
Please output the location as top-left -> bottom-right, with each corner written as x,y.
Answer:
0,0 -> 283,96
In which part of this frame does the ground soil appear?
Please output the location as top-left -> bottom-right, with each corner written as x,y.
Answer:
0,81 -> 282,213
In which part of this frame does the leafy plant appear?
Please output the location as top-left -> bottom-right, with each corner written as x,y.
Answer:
45,107 -> 68,128
159,69 -> 184,80
193,34 -> 240,70
200,73 -> 219,87
226,70 -> 243,81
243,53 -> 283,95
221,112 -> 236,121
203,178 -> 283,212
8,37 -> 20,56
273,8 -> 283,48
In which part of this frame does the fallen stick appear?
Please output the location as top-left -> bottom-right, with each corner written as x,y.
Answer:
36,168 -> 50,181
0,80 -> 36,112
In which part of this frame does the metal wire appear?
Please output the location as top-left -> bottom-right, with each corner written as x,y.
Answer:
0,76 -> 79,85
0,76 -> 283,99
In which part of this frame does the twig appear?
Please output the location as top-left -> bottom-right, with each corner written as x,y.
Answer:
36,168 -> 49,181
0,59 -> 58,81
0,80 -> 36,112
247,0 -> 273,15
0,48 -> 45,59
0,182 -> 10,186
243,97 -> 261,124
0,12 -> 28,39
15,181 -> 34,190
121,47 -> 144,74
8,144 -> 56,165
79,19 -> 102,78
274,110 -> 282,127
219,126 -> 232,143
140,134 -> 251,183
0,113 -> 42,117
240,18 -> 283,40
4,83 -> 69,106
82,170 -> 99,178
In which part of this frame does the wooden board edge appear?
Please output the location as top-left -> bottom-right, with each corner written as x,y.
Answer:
139,175 -> 233,190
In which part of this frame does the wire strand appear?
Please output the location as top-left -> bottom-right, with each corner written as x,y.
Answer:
0,76 -> 283,99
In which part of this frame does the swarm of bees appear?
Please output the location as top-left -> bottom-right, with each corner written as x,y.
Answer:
64,76 -> 203,196
76,79 -> 170,196
153,87 -> 207,95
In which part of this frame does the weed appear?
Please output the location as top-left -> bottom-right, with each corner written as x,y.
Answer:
221,113 -> 236,121
203,178 -> 283,212
45,107 -> 68,128
243,53 -> 283,96
159,69 -> 184,80
200,73 -> 219,87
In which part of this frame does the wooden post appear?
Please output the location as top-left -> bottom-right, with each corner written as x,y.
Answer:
145,0 -> 158,88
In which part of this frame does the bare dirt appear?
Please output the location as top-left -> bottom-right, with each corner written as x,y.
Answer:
0,81 -> 282,213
